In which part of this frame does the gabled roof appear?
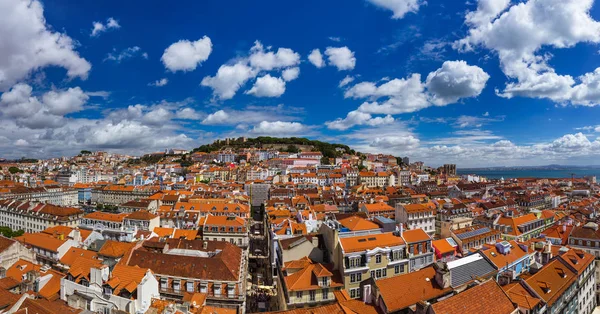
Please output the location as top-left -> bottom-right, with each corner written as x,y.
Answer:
284,259 -> 342,292
98,240 -> 136,258
109,265 -> 151,295
337,215 -> 379,231
401,229 -> 430,243
430,280 -> 515,314
524,259 -> 576,306
339,232 -> 404,253
376,266 -> 452,312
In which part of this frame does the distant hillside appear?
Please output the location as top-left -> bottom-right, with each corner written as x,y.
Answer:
192,137 -> 355,158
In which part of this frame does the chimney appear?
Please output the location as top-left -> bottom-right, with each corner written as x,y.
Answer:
72,227 -> 82,244
433,262 -> 450,289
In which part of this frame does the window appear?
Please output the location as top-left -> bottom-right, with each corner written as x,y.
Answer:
375,254 -> 382,264
322,288 -> 329,300
173,280 -> 180,292
228,285 -> 235,298
186,282 -> 194,292
395,265 -> 400,274
200,282 -> 207,293
309,290 -> 316,301
321,277 -> 328,286
214,285 -> 221,297
350,273 -> 356,283
349,288 -> 360,299
296,291 -> 302,300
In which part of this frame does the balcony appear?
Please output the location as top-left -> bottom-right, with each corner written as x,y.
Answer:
159,286 -> 185,297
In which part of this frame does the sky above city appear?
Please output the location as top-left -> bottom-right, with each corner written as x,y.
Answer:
3,0 -> 600,167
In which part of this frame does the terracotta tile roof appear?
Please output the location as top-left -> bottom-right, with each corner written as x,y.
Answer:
6,259 -> 39,283
376,266 -> 452,312
110,264 -> 151,295
98,240 -> 136,258
432,239 -> 455,254
275,219 -> 307,236
337,215 -> 379,231
481,240 -> 529,269
38,270 -> 64,300
83,211 -> 129,222
173,229 -> 198,240
556,247 -> 595,274
339,232 -> 404,253
153,227 -> 175,238
68,257 -> 104,281
125,210 -> 158,221
203,215 -> 247,228
0,236 -> 16,253
15,233 -> 66,252
402,203 -> 436,213
17,298 -> 82,314
362,202 -> 394,213
0,276 -> 19,290
524,259 -> 576,306
401,229 -> 431,243
430,280 -> 515,314
60,247 -> 98,267
127,241 -> 242,281
284,259 -> 342,292
505,282 -> 541,310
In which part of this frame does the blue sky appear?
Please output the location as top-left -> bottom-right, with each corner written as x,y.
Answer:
2,0 -> 600,167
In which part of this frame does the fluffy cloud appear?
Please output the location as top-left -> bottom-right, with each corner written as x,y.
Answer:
326,110 -> 394,130
245,75 -> 286,97
345,74 -> 429,114
455,0 -> 600,105
161,36 -> 212,72
0,90 -> 202,157
105,46 -> 147,63
91,17 -> 120,37
201,105 -> 303,126
346,121 -> 600,166
201,62 -> 256,100
148,78 -> 168,87
248,42 -> 300,71
308,49 -> 325,68
201,41 -> 301,100
339,75 -> 355,87
425,60 -> 490,106
202,110 -> 230,125
282,67 -> 300,82
42,87 -> 89,115
325,47 -> 356,70
342,61 -> 488,115
365,0 -> 422,19
250,121 -> 307,135
0,0 -> 91,91
0,84 -> 95,129
370,135 -> 420,149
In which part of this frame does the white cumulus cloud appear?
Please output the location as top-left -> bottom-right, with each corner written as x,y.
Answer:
365,0 -> 422,19
91,17 -> 120,37
161,36 -> 213,72
0,0 -> 91,91
246,74 -> 286,97
325,47 -> 356,70
308,49 -> 325,68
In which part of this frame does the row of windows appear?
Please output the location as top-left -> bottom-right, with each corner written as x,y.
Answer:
296,289 -> 328,302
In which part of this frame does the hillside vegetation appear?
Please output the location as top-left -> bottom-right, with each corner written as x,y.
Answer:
193,137 -> 355,158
